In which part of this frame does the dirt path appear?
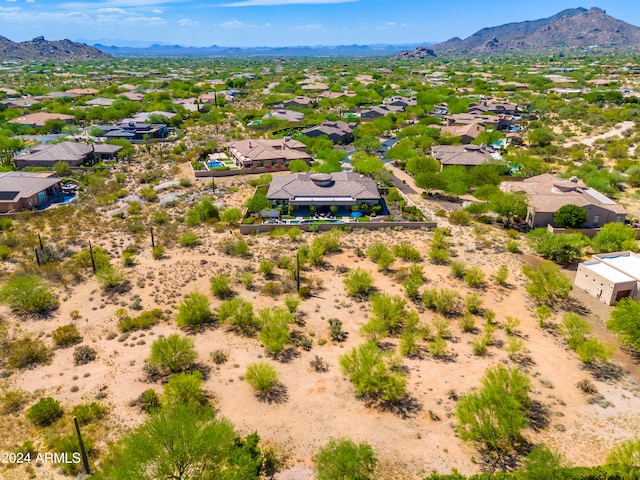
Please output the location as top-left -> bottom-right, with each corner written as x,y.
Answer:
563,121 -> 634,148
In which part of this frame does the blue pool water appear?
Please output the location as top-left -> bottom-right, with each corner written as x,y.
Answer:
207,161 -> 223,169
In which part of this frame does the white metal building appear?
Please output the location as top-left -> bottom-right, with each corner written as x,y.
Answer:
575,251 -> 640,305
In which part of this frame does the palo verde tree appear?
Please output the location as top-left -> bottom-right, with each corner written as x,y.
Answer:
522,262 -> 572,305
314,438 -> 377,480
608,298 -> 640,350
456,364 -> 531,460
591,222 -> 638,253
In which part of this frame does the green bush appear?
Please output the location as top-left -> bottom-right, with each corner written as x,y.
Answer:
343,268 -> 375,298
26,397 -> 63,427
185,198 -> 219,227
464,266 -> 486,288
428,247 -> 450,265
96,264 -> 126,290
314,438 -> 377,480
493,265 -> 509,285
422,288 -> 458,315
178,232 -> 198,247
523,262 -> 572,305
151,245 -> 166,260
52,325 -> 82,347
210,274 -> 233,299
5,337 -> 52,369
176,292 -> 213,328
448,210 -> 470,226
245,362 -> 279,395
1,390 -> 27,414
222,237 -> 250,256
217,298 -> 256,334
74,246 -> 110,271
259,307 -> 292,355
118,309 -> 163,332
163,371 -> 208,408
608,297 -> 640,350
0,245 -> 11,260
259,258 -> 276,276
71,402 -> 105,425
450,261 -> 466,279
392,243 -> 421,261
592,222 -> 638,253
148,334 -> 197,373
0,275 -> 58,315
339,342 -> 407,404
137,389 -> 161,412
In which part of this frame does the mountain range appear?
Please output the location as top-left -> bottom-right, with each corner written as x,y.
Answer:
429,7 -> 640,53
0,36 -> 111,61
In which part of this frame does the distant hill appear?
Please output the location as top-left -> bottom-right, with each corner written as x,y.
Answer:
395,46 -> 437,59
0,36 -> 112,61
419,7 -> 640,54
94,43 -> 428,57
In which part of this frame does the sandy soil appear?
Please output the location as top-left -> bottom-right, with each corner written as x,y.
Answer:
1,175 -> 640,480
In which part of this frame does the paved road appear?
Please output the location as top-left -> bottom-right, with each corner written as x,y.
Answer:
562,121 -> 634,148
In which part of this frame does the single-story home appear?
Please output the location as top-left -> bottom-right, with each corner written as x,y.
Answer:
360,105 -> 404,120
300,121 -> 355,144
266,172 -> 381,212
500,174 -> 627,229
263,109 -> 305,123
383,96 -> 417,108
283,96 -> 317,108
0,171 -> 63,213
431,144 -> 497,169
14,141 -> 122,169
98,122 -> 168,142
226,138 -> 312,169
446,113 -> 512,131
438,123 -> 485,144
575,252 -> 640,305
468,99 -> 518,115
8,112 -> 75,128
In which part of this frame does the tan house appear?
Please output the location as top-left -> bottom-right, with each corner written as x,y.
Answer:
0,172 -> 63,213
14,142 -> 122,169
431,144 -> 497,169
439,123 -> 485,144
226,138 -> 312,168
500,174 -> 626,228
301,121 -> 354,144
8,112 -> 75,128
575,252 -> 640,305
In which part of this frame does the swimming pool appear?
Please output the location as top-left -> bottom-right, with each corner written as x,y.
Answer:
207,161 -> 223,169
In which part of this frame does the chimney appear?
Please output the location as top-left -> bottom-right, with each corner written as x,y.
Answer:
570,176 -> 578,183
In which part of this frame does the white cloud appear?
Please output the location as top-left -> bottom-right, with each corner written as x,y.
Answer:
0,6 -> 20,11
219,0 -> 358,7
152,9 -> 163,13
98,7 -> 125,14
5,0 -> 17,3
67,11 -> 89,18
294,24 -> 323,30
121,15 -> 166,26
220,19 -> 257,28
179,18 -> 199,27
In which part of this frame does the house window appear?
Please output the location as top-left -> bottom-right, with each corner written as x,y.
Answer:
616,216 -> 622,222
593,215 -> 600,226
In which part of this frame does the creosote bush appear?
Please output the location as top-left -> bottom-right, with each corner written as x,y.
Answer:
0,275 -> 58,315
52,325 -> 82,347
73,345 -> 97,365
245,362 -> 279,395
176,292 -> 213,328
147,334 -> 197,374
26,397 -> 63,427
343,268 -> 375,298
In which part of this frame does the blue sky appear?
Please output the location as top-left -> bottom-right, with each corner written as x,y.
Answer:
1,1 -> 639,47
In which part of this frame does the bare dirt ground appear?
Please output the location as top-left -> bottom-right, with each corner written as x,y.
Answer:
1,174 -> 640,480
562,121 -> 635,148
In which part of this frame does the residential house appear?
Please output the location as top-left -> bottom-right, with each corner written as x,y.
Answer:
446,113 -> 511,131
431,144 -> 497,169
575,252 -> 640,305
118,92 -> 145,101
99,122 -> 168,142
226,138 -> 312,168
383,96 -> 417,108
86,97 -> 116,107
8,113 -> 75,128
125,111 -> 176,123
500,173 -> 627,228
283,96 -> 317,109
439,123 -> 485,144
300,121 -> 354,144
263,109 -> 305,123
14,141 -> 122,169
360,105 -> 404,120
66,88 -> 100,96
266,172 -> 381,212
468,99 -> 518,115
0,171 -> 63,213
2,98 -> 39,109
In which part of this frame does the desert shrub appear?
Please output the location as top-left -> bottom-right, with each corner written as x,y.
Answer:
71,402 -> 105,425
26,397 -> 63,427
122,250 -> 136,266
592,222 -> 638,253
464,293 -> 483,315
456,365 -> 531,457
608,297 -> 640,350
399,328 -> 420,358
5,337 -> 52,369
163,371 -> 208,408
362,293 -> 408,339
151,211 -> 169,225
74,246 -> 110,271
314,438 -> 377,480
185,198 -> 219,227
428,247 -> 450,265
258,307 -> 292,355
422,288 -> 458,315
176,292 -> 213,328
329,318 -> 347,342
392,243 -> 421,261
429,335 -> 448,359
222,237 -> 250,257
238,271 -> 255,289
148,334 -> 197,373
284,294 -> 300,313
178,232 -> 198,247
523,262 -> 572,305
259,258 -> 276,276
504,316 -> 521,336
367,241 -> 390,263
459,313 -> 476,333
506,240 -> 520,253
52,325 -> 82,347
260,281 -> 283,297
450,261 -> 466,279
493,265 -> 509,285
73,345 -> 97,365
0,275 -> 58,315
606,437 -> 640,472
96,264 -> 126,290
464,266 -> 486,288
220,208 -> 243,224
535,304 -> 553,328
151,245 -> 166,260
1,390 -> 27,414
118,308 -> 163,332
137,389 -> 161,412
210,349 -> 229,365
0,245 -> 11,260
576,338 -> 614,364
339,342 -> 407,404
343,268 -> 374,298
210,274 -> 233,299
245,362 -> 279,395
471,337 -> 488,356
217,298 -> 257,335
449,210 -> 470,226
0,217 -> 12,230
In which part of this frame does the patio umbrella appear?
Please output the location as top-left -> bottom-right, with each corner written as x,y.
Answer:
350,211 -> 362,217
